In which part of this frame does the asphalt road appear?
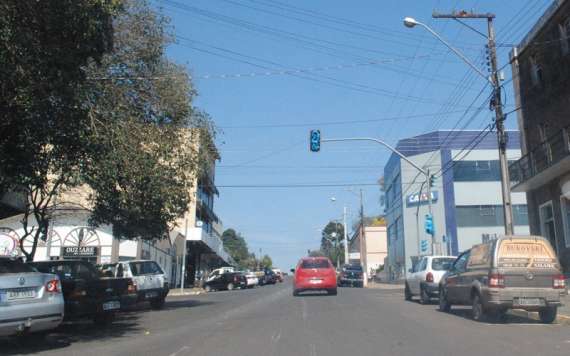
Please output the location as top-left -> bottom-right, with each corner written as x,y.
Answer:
3,279 -> 570,356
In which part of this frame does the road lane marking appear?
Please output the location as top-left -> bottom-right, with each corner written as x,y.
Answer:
168,345 -> 190,356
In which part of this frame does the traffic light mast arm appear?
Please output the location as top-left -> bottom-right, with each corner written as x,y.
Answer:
321,137 -> 429,177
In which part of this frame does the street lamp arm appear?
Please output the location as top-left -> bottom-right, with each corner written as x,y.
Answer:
321,137 -> 428,176
413,20 -> 494,86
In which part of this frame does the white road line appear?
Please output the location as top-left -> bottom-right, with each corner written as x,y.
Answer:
168,345 -> 190,356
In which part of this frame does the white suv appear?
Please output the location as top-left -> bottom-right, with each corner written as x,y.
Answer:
405,255 -> 456,304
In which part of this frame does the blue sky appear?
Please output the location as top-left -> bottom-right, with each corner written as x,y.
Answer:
157,0 -> 552,269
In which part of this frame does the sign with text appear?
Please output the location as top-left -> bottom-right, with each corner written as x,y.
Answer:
406,191 -> 438,207
62,246 -> 98,258
348,252 -> 360,260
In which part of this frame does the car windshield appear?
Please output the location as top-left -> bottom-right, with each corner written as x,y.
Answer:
301,260 -> 330,269
431,258 -> 455,271
0,259 -> 37,273
130,261 -> 163,276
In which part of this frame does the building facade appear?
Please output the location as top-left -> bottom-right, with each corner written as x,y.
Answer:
348,225 -> 388,277
384,130 -> 529,281
0,129 -> 233,287
509,0 -> 570,272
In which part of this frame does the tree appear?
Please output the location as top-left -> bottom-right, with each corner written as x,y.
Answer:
221,229 -> 250,269
308,250 -> 326,257
0,0 -> 119,260
321,221 -> 345,267
260,255 -> 273,269
82,0 -> 212,241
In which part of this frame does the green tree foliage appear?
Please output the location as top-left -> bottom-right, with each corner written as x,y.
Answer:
221,229 -> 250,269
81,0 -> 214,240
0,0 -> 119,260
260,255 -> 273,269
308,250 -> 326,257
321,221 -> 345,267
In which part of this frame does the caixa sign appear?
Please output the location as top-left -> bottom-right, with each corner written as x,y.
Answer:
406,191 -> 438,207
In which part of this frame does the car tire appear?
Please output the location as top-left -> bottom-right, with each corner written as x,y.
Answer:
93,312 -> 115,325
404,283 -> 412,301
471,294 -> 486,322
419,286 -> 430,304
539,307 -> 557,324
438,287 -> 451,313
150,297 -> 165,310
204,285 -> 212,292
293,289 -> 299,296
227,283 -> 235,291
328,288 -> 338,296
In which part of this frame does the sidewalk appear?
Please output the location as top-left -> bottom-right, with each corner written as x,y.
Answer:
168,287 -> 205,297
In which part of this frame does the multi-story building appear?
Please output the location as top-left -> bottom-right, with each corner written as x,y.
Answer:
383,130 -> 529,281
0,129 -> 233,287
509,0 -> 570,272
348,225 -> 388,277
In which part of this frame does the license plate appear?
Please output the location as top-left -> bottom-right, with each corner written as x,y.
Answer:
102,301 -> 120,311
309,279 -> 322,284
146,291 -> 158,299
7,288 -> 36,301
515,298 -> 541,306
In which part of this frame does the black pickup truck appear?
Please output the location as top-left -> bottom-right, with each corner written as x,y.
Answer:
204,271 -> 247,292
29,260 -> 136,324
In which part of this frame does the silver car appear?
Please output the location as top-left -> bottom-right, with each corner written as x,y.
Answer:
0,257 -> 64,336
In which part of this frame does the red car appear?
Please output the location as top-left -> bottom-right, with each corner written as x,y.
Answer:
292,257 -> 337,296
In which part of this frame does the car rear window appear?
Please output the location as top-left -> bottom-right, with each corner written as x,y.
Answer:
497,239 -> 558,268
0,259 -> 36,273
300,259 -> 331,269
130,261 -> 163,276
431,258 -> 455,271
344,265 -> 362,272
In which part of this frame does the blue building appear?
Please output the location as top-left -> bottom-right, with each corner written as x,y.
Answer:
383,130 -> 529,281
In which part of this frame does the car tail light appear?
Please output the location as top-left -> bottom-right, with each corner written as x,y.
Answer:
128,281 -> 137,294
234,275 -> 239,283
426,272 -> 434,283
46,279 -> 60,293
553,274 -> 566,289
488,273 -> 505,288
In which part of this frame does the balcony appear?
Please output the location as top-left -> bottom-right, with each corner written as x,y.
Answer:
510,127 -> 570,192
187,226 -> 233,265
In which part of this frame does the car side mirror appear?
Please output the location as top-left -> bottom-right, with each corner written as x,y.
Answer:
290,269 -> 295,273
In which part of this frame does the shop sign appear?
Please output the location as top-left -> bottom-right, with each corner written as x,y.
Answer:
62,246 -> 98,257
406,191 -> 438,207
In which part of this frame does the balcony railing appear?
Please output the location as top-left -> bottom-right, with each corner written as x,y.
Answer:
510,126 -> 570,188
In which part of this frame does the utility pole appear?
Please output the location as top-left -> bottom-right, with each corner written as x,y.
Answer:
181,216 -> 188,293
343,206 -> 349,266
432,11 -> 514,236
359,189 -> 368,286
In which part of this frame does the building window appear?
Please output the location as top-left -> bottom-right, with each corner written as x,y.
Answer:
559,20 -> 570,55
539,201 -> 558,252
456,204 -> 528,227
560,197 -> 570,248
530,55 -> 544,87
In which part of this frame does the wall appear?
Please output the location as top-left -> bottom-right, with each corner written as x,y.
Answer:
364,226 -> 387,274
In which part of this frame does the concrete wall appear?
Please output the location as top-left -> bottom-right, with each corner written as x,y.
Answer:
364,226 -> 387,274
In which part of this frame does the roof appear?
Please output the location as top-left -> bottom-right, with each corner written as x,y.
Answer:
516,0 -> 568,56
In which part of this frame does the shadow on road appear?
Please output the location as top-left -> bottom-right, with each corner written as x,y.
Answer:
445,307 -> 544,324
0,299 -> 214,355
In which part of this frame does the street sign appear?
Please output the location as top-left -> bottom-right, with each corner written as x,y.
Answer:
309,129 -> 321,152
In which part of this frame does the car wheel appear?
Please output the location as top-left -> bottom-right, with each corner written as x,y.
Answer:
93,312 -> 115,325
328,288 -> 337,296
419,286 -> 430,305
227,283 -> 235,291
404,283 -> 412,301
539,307 -> 557,324
293,289 -> 299,296
204,285 -> 212,292
471,294 -> 486,322
438,287 -> 451,313
150,297 -> 165,310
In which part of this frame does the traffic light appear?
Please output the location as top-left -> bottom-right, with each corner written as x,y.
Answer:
309,129 -> 321,152
429,175 -> 435,188
424,214 -> 434,236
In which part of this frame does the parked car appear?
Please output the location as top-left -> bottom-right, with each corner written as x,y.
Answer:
439,236 -> 566,323
98,260 -> 169,309
405,255 -> 456,304
204,270 -> 247,292
338,264 -> 364,288
0,257 -> 64,336
259,269 -> 277,286
292,257 -> 337,296
30,260 -> 134,324
272,269 -> 283,282
241,271 -> 259,288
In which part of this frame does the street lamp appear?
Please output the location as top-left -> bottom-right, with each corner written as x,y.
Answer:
403,14 -> 515,236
